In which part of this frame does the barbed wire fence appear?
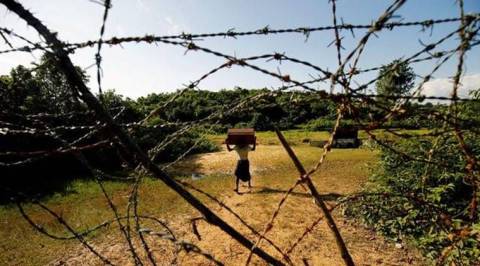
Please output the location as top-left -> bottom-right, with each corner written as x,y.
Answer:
0,0 -> 479,265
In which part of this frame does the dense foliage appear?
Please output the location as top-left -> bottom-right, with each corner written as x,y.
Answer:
344,68 -> 480,266
136,88 -> 338,131
342,61 -> 479,264
345,133 -> 479,264
0,54 -> 87,114
0,56 -> 219,199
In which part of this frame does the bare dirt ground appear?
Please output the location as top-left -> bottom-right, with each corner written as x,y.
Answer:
51,145 -> 425,266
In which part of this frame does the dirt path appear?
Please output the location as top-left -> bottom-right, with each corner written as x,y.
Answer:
52,146 -> 424,265
179,174 -> 421,265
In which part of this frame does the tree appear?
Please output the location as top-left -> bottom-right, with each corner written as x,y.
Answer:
100,89 -> 142,122
375,59 -> 415,109
0,66 -> 46,114
33,53 -> 88,113
0,53 -> 89,115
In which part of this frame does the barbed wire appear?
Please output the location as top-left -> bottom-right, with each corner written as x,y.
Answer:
1,0 -> 479,265
1,14 -> 479,56
95,0 -> 111,100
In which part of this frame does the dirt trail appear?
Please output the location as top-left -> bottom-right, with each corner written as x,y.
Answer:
179,169 -> 421,264
53,146 -> 424,265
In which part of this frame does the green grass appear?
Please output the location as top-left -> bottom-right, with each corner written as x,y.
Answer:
1,180 -> 128,266
208,130 -> 331,146
0,174 -> 233,266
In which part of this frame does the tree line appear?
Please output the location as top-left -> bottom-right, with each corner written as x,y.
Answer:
1,55 -> 448,133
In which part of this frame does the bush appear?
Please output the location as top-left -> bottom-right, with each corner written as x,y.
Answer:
0,116 -> 218,201
132,123 -> 219,163
344,134 -> 480,264
205,124 -> 230,134
154,130 -> 219,162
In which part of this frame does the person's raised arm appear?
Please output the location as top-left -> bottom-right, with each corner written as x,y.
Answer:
250,137 -> 257,151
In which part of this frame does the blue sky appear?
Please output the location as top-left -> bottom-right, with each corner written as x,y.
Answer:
0,0 -> 479,99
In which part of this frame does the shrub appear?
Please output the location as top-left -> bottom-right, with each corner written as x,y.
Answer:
344,134 -> 480,264
133,124 -> 219,163
154,130 -> 219,162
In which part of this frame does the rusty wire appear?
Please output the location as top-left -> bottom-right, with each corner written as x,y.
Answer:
0,0 -> 479,265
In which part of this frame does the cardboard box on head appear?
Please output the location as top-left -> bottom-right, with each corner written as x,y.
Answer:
226,128 -> 255,145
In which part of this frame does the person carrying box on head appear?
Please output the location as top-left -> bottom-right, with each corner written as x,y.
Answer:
225,128 -> 256,194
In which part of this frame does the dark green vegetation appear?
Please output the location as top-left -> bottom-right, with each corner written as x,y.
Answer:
346,132 -> 480,264
343,63 -> 480,264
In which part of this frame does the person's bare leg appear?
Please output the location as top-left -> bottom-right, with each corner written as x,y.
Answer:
234,178 -> 239,193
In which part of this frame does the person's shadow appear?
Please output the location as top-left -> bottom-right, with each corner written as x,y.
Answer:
248,186 -> 343,201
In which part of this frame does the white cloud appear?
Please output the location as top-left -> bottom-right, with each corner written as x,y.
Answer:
421,73 -> 480,100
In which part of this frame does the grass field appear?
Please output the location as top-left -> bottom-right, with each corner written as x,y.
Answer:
0,173 -> 234,265
0,130 -> 425,265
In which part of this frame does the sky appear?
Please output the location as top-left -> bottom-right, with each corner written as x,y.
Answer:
0,0 -> 479,99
